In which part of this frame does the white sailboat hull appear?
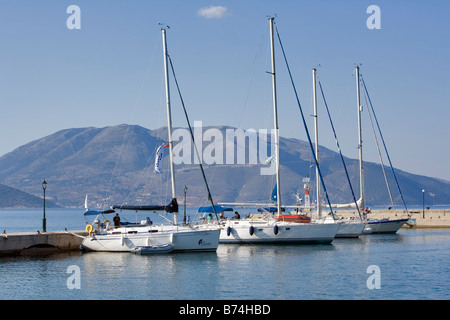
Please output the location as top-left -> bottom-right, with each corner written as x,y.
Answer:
219,219 -> 340,244
367,218 -> 409,234
335,221 -> 367,238
80,225 -> 220,252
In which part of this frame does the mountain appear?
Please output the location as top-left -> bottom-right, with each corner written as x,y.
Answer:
0,124 -> 449,208
0,183 -> 60,208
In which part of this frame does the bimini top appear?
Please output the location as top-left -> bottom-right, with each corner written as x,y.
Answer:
198,205 -> 233,213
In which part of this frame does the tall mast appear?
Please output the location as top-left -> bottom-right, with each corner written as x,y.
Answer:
313,68 -> 321,218
356,66 -> 365,212
162,28 -> 178,224
269,17 -> 282,216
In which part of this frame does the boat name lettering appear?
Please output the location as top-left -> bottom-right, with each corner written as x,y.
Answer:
198,239 -> 212,246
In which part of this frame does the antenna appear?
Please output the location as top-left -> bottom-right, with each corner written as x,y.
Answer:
158,23 -> 170,29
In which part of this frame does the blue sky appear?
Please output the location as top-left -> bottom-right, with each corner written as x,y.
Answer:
0,0 -> 449,181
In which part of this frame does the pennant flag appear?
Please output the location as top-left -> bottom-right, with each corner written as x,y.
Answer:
265,155 -> 275,164
265,153 -> 277,164
271,184 -> 277,201
154,143 -> 166,174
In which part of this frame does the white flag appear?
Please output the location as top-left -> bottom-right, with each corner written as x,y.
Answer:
154,144 -> 165,174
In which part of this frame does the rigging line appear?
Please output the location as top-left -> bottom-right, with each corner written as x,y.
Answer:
102,36 -> 162,209
103,125 -> 133,207
274,24 -> 335,218
129,33 -> 161,124
156,74 -> 172,205
360,76 -> 408,214
121,145 -> 165,207
238,23 -> 269,129
318,80 -> 362,219
361,81 -> 395,209
167,54 -> 219,220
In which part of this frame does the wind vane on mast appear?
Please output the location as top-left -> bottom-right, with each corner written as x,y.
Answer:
158,23 -> 170,29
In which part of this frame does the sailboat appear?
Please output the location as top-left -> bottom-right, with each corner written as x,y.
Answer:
80,27 -> 220,252
353,66 -> 410,234
311,68 -> 367,238
216,18 -> 340,244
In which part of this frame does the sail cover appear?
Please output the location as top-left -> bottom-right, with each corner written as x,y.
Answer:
84,209 -> 115,216
112,198 -> 178,213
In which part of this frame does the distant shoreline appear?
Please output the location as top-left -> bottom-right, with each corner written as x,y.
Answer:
1,207 -> 450,229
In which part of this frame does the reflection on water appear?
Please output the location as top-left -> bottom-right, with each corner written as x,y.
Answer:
79,251 -> 222,299
1,226 -> 450,300
215,244 -> 340,300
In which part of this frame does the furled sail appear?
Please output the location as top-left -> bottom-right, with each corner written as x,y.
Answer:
112,198 -> 178,213
84,209 -> 115,216
331,197 -> 363,209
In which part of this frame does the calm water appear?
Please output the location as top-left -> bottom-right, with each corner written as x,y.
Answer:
0,208 -> 449,300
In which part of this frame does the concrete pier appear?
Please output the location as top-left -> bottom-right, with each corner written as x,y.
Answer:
0,230 -> 87,257
333,209 -> 450,229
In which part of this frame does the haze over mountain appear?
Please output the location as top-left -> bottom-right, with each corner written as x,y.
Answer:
0,124 -> 448,209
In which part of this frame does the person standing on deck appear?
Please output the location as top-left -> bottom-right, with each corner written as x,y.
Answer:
113,213 -> 121,228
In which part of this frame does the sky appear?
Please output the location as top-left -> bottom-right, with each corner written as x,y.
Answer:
0,0 -> 449,181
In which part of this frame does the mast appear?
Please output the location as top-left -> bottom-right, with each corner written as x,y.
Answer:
269,17 -> 282,216
162,27 -> 178,225
312,68 -> 321,218
356,66 -> 365,212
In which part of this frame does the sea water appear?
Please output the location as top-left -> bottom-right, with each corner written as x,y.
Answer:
0,208 -> 449,300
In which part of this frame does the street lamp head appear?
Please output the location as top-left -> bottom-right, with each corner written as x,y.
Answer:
42,180 -> 47,190
422,189 -> 425,193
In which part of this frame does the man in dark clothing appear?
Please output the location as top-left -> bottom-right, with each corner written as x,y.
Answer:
113,213 -> 121,228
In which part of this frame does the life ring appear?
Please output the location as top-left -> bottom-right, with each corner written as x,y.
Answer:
249,226 -> 254,236
103,220 -> 111,230
85,224 -> 94,237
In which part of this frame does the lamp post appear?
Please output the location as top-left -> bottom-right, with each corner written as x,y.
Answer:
183,186 -> 188,226
42,180 -> 47,232
422,189 -> 425,219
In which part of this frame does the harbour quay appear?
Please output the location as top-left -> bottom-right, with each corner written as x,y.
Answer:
0,230 -> 86,257
334,209 -> 450,228
1,209 -> 449,257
